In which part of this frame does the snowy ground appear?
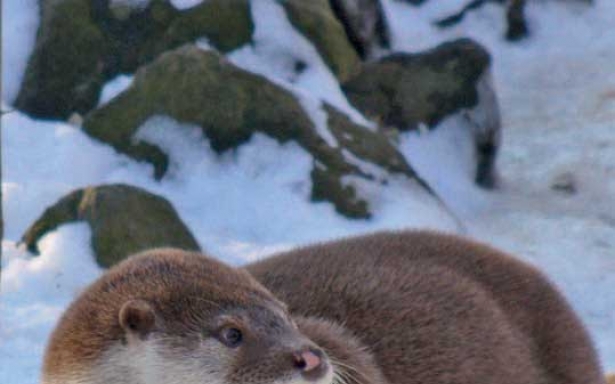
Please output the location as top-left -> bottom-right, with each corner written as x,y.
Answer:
2,0 -> 614,382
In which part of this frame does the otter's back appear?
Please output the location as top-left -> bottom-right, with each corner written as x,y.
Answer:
246,230 -> 603,384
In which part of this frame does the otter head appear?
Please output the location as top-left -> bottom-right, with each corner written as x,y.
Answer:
41,249 -> 333,384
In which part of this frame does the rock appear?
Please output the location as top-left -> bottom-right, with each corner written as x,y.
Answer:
83,45 -> 429,219
551,171 -> 577,195
342,38 -> 501,188
607,373 -> 615,384
506,0 -> 529,41
433,0 -> 592,41
328,0 -> 390,58
280,0 -> 361,81
15,0 -> 108,119
343,39 -> 490,129
21,184 -> 200,268
15,0 -> 253,120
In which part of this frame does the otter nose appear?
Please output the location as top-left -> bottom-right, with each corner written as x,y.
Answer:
292,348 -> 327,380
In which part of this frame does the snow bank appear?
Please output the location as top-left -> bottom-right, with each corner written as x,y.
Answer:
1,0 -> 39,103
1,224 -> 102,384
228,0 -> 372,127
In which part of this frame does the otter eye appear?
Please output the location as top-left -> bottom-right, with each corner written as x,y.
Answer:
219,326 -> 243,348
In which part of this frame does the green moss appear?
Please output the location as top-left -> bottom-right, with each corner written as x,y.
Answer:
84,46 -> 310,172
21,184 -> 200,268
21,189 -> 84,255
325,105 -> 412,177
15,0 -> 253,120
164,0 -> 253,53
280,0 -> 361,81
343,38 -> 490,130
15,0 -> 107,119
311,166 -> 370,219
84,46 -> 425,219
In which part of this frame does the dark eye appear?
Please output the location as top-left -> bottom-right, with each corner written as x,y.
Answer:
219,327 -> 243,348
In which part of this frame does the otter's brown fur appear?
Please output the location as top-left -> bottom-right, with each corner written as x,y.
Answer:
246,230 -> 604,384
42,249 -> 337,384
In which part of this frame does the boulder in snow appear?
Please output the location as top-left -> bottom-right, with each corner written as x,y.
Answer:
15,0 -> 253,119
342,38 -> 501,188
83,45 -> 431,218
21,184 -> 200,268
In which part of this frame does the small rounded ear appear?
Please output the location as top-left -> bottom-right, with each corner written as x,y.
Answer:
119,299 -> 156,339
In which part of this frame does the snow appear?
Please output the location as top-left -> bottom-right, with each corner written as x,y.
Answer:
228,0 -> 373,128
1,0 -> 39,104
1,224 -> 102,384
2,0 -> 615,382
170,0 -> 204,10
295,95 -> 339,148
98,75 -> 134,107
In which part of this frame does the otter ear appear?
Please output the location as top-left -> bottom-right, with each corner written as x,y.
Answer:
119,299 -> 156,339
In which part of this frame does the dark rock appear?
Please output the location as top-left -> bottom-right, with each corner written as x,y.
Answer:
280,0 -> 361,81
506,0 -> 528,41
551,172 -> 577,195
83,45 -> 428,218
15,0 -> 253,120
343,39 -> 501,188
343,38 -> 491,130
21,184 -> 200,268
433,0 -> 592,41
15,0 -> 108,119
328,0 -> 390,59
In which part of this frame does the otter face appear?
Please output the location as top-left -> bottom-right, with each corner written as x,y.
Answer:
115,299 -> 333,384
43,250 -> 336,384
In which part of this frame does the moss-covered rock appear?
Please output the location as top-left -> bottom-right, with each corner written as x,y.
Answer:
83,45 -> 426,218
21,184 -> 200,268
343,39 -> 500,188
163,0 -> 253,54
280,0 -> 361,81
15,0 -> 108,118
343,38 -> 491,130
15,0 -> 253,120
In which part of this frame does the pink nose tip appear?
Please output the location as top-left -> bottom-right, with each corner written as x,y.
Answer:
294,349 -> 322,372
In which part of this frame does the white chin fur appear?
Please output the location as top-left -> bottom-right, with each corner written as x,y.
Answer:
277,366 -> 335,384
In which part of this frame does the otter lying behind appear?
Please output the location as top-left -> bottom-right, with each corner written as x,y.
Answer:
42,230 -> 604,384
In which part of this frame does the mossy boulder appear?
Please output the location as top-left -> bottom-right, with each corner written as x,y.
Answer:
343,38 -> 491,130
21,184 -> 200,268
15,0 -> 253,120
15,0 -> 108,119
83,45 -> 428,219
280,0 -> 361,81
343,39 -> 500,188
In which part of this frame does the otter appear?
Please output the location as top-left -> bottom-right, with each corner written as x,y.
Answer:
246,230 -> 605,384
41,248 -> 382,384
42,231 -> 604,384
